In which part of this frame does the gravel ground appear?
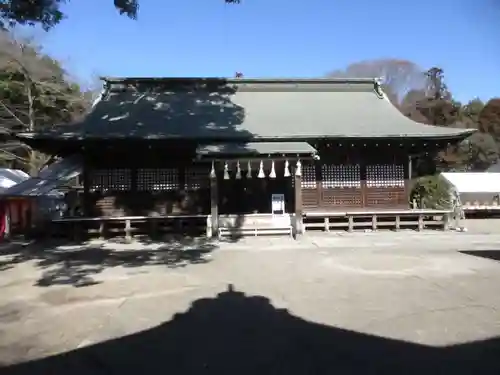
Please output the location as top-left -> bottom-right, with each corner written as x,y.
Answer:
1,229 -> 500,374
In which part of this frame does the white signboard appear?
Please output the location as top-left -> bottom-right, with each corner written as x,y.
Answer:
271,194 -> 285,215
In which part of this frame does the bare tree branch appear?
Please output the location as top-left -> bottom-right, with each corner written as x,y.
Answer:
326,59 -> 428,105
0,30 -> 89,173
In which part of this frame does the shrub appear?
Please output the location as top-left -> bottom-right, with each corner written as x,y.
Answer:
409,175 -> 453,209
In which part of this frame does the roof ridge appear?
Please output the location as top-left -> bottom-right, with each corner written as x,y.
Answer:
101,77 -> 379,85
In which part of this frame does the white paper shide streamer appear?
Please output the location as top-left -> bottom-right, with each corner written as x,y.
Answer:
246,161 -> 252,179
295,160 -> 302,177
269,160 -> 276,179
284,160 -> 291,177
223,161 -> 230,180
235,161 -> 241,179
210,161 -> 216,179
258,160 -> 265,179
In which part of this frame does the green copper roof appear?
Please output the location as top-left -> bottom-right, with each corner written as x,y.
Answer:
17,77 -> 475,141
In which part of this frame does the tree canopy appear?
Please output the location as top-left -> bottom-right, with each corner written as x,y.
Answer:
327,59 -> 428,106
0,31 -> 91,173
329,58 -> 499,172
479,98 -> 500,139
0,0 -> 240,30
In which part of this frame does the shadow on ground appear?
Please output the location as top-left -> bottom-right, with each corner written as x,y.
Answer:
1,284 -> 500,374
0,236 -> 215,287
460,250 -> 500,262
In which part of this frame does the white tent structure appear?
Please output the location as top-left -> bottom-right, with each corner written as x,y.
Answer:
441,172 -> 500,212
0,168 -> 30,192
0,168 -> 30,238
1,156 -> 83,238
3,155 -> 82,197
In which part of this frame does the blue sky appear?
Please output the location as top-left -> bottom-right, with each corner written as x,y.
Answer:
36,0 -> 499,103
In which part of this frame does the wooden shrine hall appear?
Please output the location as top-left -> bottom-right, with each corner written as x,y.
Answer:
14,77 -> 475,238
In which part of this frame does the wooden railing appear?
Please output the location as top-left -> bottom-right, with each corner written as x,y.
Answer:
50,215 -> 208,241
303,209 -> 453,232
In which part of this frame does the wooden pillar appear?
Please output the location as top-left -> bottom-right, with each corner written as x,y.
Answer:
294,164 -> 303,235
209,163 -> 218,238
82,152 -> 90,217
360,159 -> 367,208
129,163 -> 138,216
406,155 -> 413,209
408,155 -> 413,180
16,200 -> 22,234
314,160 -> 322,210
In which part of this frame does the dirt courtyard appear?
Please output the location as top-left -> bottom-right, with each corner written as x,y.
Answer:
1,228 -> 500,374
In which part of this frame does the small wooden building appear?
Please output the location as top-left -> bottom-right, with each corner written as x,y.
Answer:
15,77 -> 474,237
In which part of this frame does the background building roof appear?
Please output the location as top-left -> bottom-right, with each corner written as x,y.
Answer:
441,172 -> 500,193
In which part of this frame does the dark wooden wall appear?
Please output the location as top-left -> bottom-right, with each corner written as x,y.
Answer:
81,142 -> 414,217
83,146 -> 210,217
85,166 -> 211,217
217,161 -> 295,215
84,156 -> 295,217
83,161 -> 409,217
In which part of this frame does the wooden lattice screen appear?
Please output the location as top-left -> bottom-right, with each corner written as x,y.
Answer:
301,165 -> 317,188
137,168 -> 179,191
321,164 -> 362,208
300,164 -> 318,208
321,164 -> 361,188
365,164 -> 406,207
298,163 -> 408,211
89,169 -> 132,192
366,164 -> 405,187
184,166 -> 209,190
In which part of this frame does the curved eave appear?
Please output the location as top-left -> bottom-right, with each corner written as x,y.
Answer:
375,91 -> 478,141
15,129 -> 476,142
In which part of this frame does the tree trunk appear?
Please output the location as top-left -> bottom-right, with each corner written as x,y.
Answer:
26,80 -> 35,132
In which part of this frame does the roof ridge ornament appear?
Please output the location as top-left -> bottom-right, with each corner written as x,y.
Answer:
373,78 -> 385,99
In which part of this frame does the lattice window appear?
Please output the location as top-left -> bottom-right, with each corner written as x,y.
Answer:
89,170 -> 106,192
137,168 -> 179,191
89,169 -> 131,192
321,164 -> 361,188
366,164 -> 405,187
185,166 -> 209,190
301,164 -> 317,189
